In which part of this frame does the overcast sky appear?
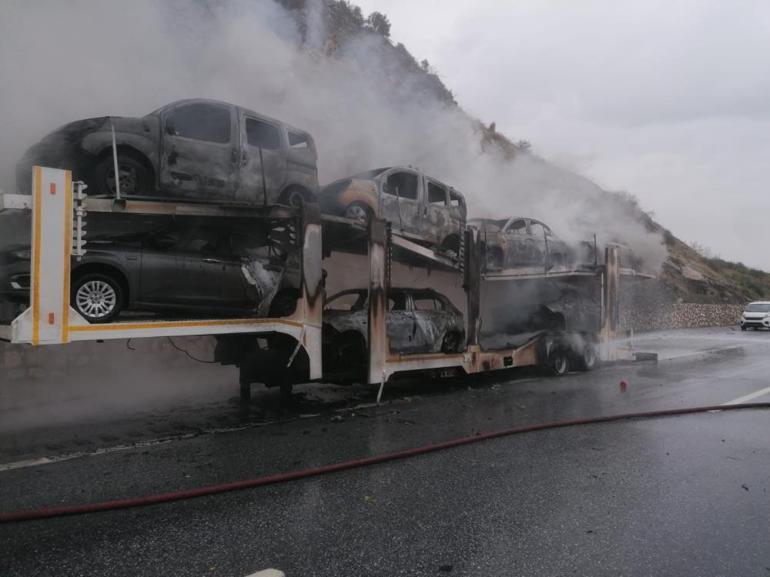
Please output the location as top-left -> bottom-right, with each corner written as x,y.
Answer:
356,0 -> 770,270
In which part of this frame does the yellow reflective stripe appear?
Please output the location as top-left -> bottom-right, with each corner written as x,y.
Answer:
61,171 -> 73,343
69,318 -> 304,332
31,166 -> 42,345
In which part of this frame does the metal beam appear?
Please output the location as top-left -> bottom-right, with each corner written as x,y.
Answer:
368,218 -> 388,386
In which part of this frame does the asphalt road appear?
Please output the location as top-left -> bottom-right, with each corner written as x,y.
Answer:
1,327 -> 770,576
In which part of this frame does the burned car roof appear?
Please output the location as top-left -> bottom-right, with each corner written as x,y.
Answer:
148,98 -> 312,136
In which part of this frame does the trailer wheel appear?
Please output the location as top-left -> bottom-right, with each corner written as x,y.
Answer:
546,347 -> 570,376
239,378 -> 251,402
575,343 -> 597,372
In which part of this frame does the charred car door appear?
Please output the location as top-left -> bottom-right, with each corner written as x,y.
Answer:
379,170 -> 421,240
425,180 -> 449,248
387,291 -> 418,353
240,115 -> 288,205
448,189 -> 466,247
527,220 -> 550,267
179,227 -> 231,309
502,218 -> 535,266
411,292 -> 445,352
159,101 -> 238,200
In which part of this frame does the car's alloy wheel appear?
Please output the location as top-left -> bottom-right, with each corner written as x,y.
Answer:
76,280 -> 117,319
73,276 -> 121,322
93,154 -> 152,197
106,163 -> 139,195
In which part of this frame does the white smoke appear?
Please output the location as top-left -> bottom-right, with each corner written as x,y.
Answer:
0,0 -> 666,271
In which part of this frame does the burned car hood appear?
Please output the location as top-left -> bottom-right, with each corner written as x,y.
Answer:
23,116 -> 148,155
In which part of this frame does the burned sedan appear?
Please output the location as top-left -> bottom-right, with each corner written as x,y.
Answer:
323,287 -> 465,372
470,217 -> 574,270
320,167 -> 466,255
0,219 -> 300,323
16,98 -> 318,207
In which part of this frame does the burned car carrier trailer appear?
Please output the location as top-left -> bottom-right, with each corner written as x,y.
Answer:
0,166 -> 647,401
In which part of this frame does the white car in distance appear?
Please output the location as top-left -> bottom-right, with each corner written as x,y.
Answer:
740,301 -> 770,330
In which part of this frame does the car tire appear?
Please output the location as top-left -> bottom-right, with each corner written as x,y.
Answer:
344,202 -> 372,227
440,235 -> 461,259
546,347 -> 570,376
281,189 -> 306,210
441,331 -> 463,354
485,248 -> 503,271
92,153 -> 152,197
71,272 -> 123,323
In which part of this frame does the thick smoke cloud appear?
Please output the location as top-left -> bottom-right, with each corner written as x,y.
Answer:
0,0 -> 665,271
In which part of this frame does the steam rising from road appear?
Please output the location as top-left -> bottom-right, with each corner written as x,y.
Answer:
0,0 -> 666,271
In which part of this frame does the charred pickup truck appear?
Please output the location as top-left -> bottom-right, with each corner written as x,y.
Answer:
16,98 -> 318,206
320,167 -> 466,255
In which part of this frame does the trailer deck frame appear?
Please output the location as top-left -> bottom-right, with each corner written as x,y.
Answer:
0,167 -> 324,379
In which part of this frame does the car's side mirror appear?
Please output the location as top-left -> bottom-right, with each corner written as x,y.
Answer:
165,120 -> 176,135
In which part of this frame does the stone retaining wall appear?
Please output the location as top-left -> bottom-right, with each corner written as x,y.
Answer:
621,302 -> 743,333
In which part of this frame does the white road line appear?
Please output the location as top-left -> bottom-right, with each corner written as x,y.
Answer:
0,419 -> 284,473
245,570 -> 285,577
721,385 -> 770,406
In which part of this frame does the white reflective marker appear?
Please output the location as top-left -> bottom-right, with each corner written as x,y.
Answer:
245,570 -> 285,577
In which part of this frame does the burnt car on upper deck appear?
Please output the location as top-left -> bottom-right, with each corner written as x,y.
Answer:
16,99 -> 318,207
470,216 -> 576,271
320,167 -> 467,255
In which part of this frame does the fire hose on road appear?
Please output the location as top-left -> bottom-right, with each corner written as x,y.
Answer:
1,402 -> 768,523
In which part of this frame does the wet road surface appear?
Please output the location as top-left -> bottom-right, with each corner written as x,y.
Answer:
1,327 -> 770,576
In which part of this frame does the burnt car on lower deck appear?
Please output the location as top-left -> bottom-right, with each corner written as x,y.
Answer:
16,98 -> 318,207
322,287 -> 465,374
0,219 -> 301,323
320,167 -> 467,256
